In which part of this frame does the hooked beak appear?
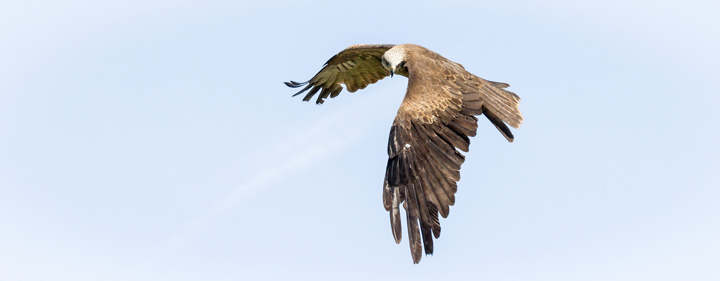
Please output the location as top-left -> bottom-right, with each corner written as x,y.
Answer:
390,69 -> 394,78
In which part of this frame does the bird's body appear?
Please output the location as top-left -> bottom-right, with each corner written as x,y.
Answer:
286,44 -> 523,263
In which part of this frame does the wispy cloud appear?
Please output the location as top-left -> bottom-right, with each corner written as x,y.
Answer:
159,90 -> 399,252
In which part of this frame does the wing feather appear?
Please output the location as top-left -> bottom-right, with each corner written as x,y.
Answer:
413,177 -> 435,255
405,179 -> 423,263
286,44 -> 394,104
416,146 -> 453,217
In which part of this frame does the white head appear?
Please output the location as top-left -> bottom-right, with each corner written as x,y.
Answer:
381,46 -> 409,77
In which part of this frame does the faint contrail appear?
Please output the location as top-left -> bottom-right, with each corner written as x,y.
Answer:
159,88 -> 402,252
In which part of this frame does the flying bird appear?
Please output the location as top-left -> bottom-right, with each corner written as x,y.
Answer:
285,44 -> 523,263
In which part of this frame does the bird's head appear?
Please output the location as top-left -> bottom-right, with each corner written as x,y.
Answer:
382,46 -> 409,78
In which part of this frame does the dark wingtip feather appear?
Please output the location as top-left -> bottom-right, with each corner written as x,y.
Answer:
301,85 -> 320,100
284,80 -> 308,88
289,83 -> 313,98
482,106 -> 515,142
487,80 -> 510,88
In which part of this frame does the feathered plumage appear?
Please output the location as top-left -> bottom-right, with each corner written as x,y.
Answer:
286,44 -> 523,263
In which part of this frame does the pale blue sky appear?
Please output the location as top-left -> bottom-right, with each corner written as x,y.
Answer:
2,0 -> 719,280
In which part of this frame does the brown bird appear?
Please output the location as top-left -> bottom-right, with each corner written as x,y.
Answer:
285,44 -> 523,263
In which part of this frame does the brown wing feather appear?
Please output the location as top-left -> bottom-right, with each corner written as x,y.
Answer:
285,44 -> 394,104
383,44 -> 523,263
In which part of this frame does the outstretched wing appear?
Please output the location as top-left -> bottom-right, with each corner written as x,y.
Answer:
382,45 -> 522,263
285,44 -> 395,104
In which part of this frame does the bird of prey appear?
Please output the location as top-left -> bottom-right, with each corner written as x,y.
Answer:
285,44 -> 523,263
